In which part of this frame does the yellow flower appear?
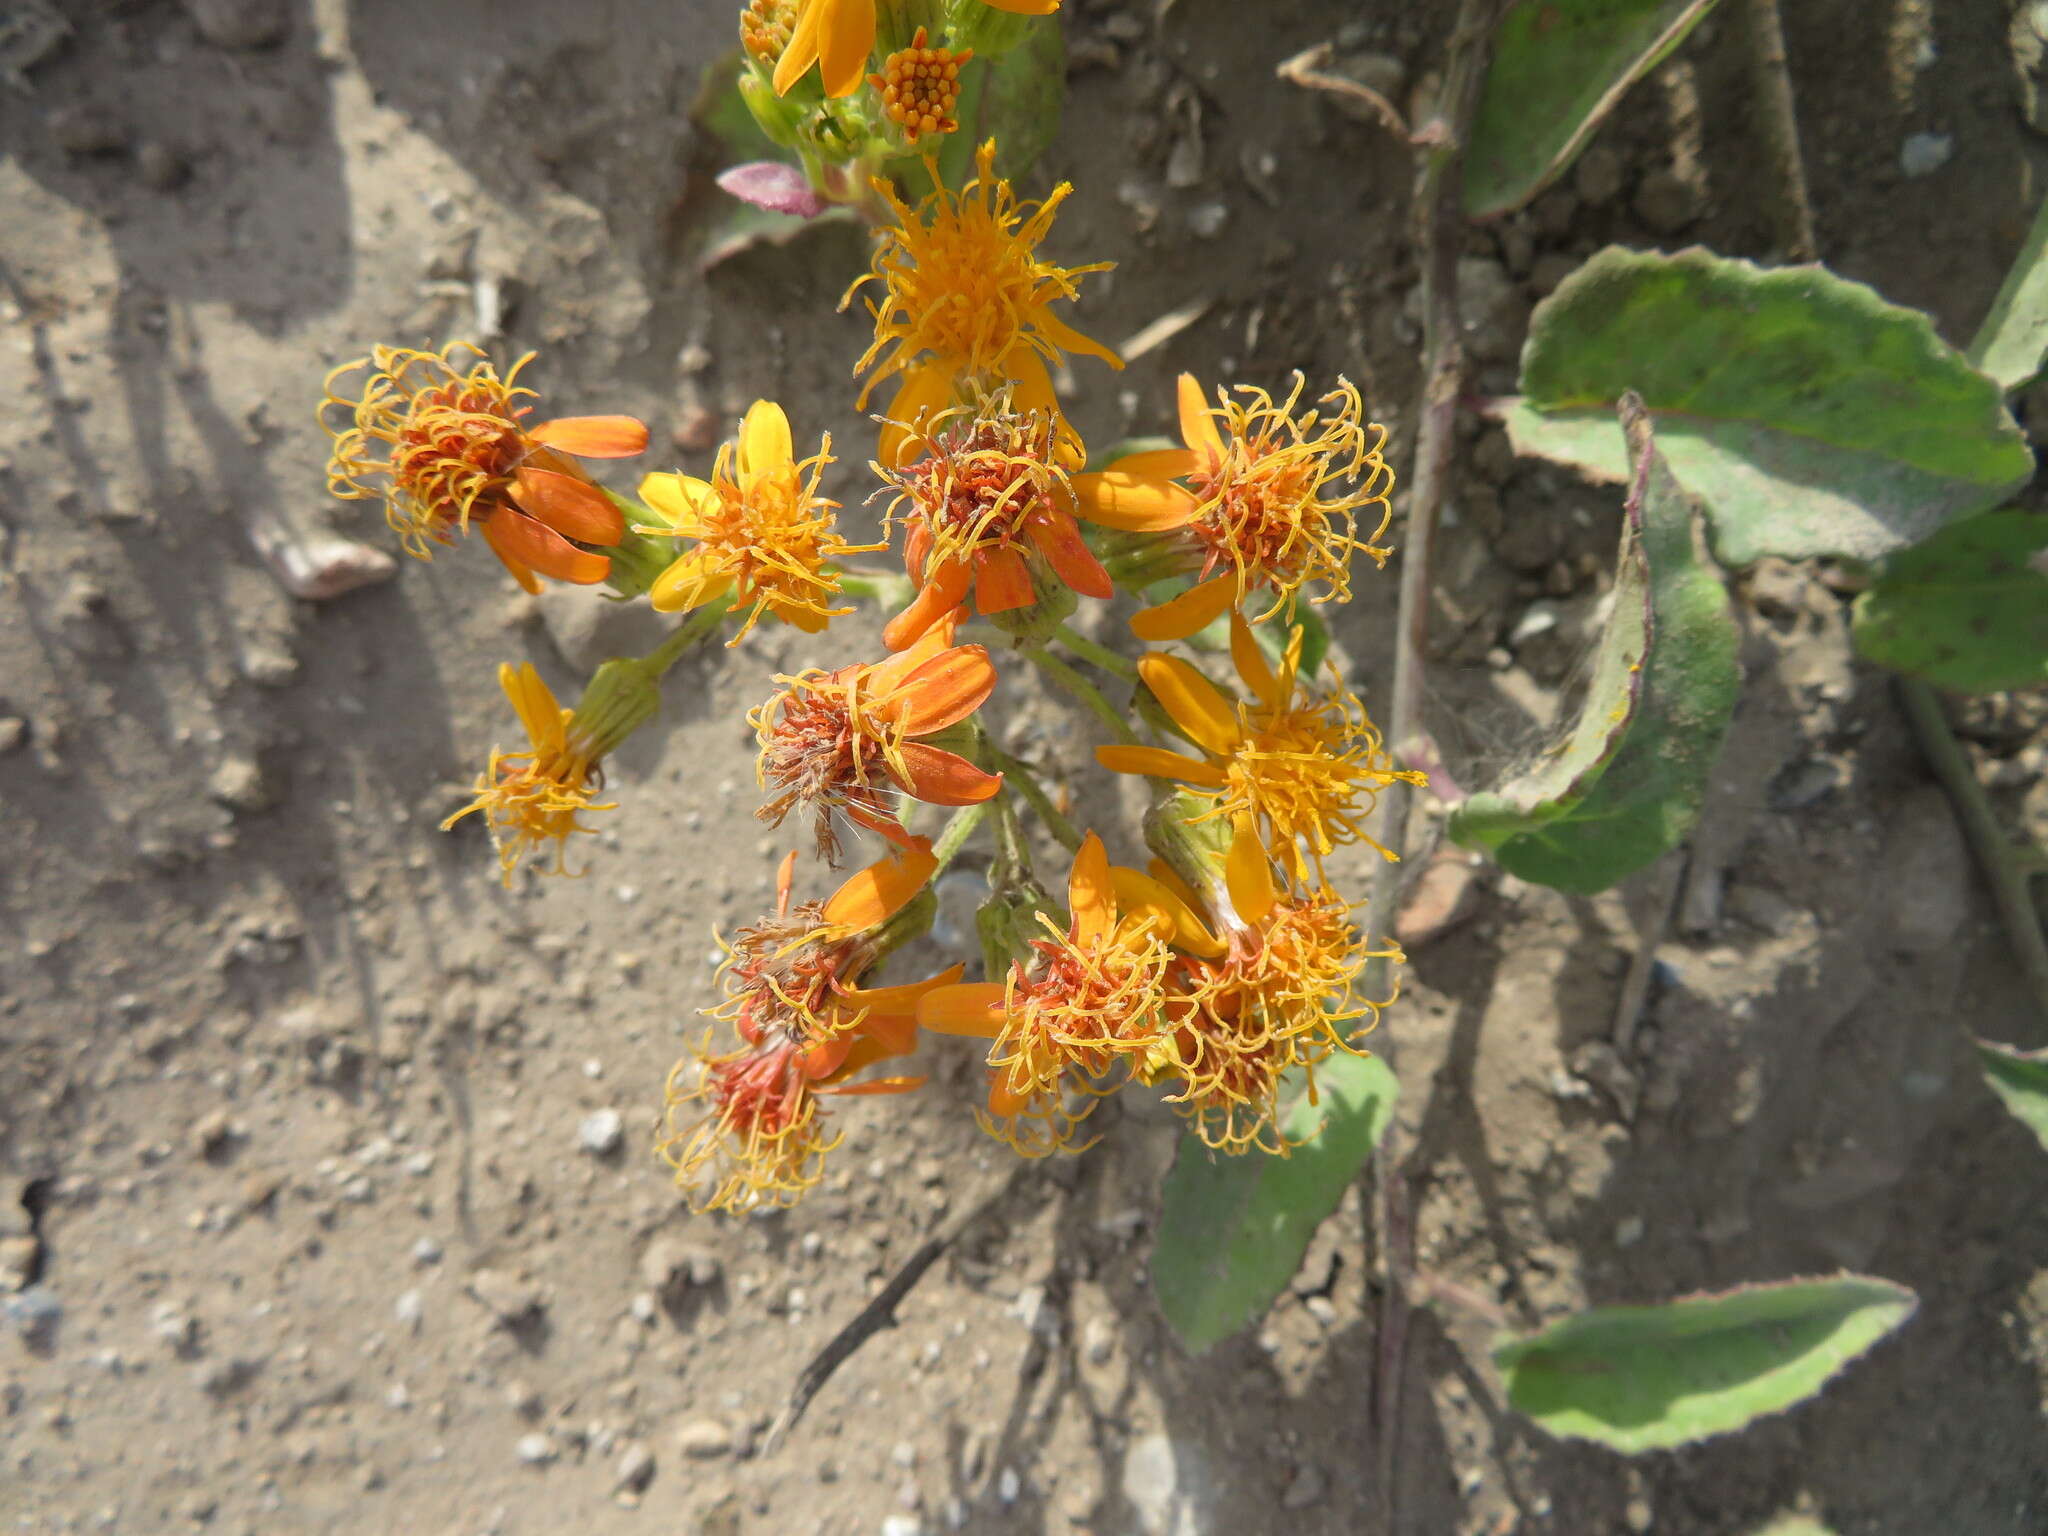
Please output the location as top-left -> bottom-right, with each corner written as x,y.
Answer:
442,663 -> 619,883
1072,373 -> 1394,639
846,138 -> 1120,466
773,0 -> 1059,98
637,400 -> 880,644
919,832 -> 1212,1154
1100,611 -> 1426,888
321,344 -> 646,592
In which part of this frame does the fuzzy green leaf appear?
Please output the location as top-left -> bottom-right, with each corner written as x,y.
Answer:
1850,510 -> 2048,693
1968,193 -> 2048,390
1449,396 -> 1738,893
1976,1039 -> 2048,1155
1499,247 -> 2034,565
1496,1276 -> 1918,1453
1152,1053 -> 1398,1354
1465,0 -> 1718,217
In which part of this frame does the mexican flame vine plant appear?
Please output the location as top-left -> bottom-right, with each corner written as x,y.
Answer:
318,0 -> 1416,1220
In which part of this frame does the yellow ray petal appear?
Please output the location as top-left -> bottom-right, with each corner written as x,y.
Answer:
1131,572 -> 1236,642
1068,831 -> 1114,946
637,472 -> 716,531
738,400 -> 794,491
1229,607 -> 1284,710
824,838 -> 937,929
1225,818 -> 1277,928
1069,470 -> 1199,533
1177,372 -> 1226,464
1110,867 -> 1224,957
917,982 -> 1009,1037
1093,743 -> 1228,787
1137,653 -> 1242,756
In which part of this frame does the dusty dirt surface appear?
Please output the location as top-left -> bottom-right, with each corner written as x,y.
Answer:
5,1 -> 2048,1534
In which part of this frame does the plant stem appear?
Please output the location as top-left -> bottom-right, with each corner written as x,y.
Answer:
1053,622 -> 1140,683
987,747 -> 1083,852
642,602 -> 730,677
928,801 -> 990,878
1740,0 -> 1819,261
1025,647 -> 1137,744
1897,678 -> 2048,1019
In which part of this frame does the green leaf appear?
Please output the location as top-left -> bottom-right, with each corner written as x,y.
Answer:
1975,1039 -> 2048,1155
1152,1053 -> 1398,1354
1850,510 -> 2048,693
1465,0 -> 1718,218
1449,396 -> 1739,894
1968,192 -> 2048,390
1495,1275 -> 1919,1453
1499,247 -> 2034,565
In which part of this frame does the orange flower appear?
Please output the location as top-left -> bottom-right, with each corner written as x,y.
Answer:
1147,876 -> 1394,1154
322,344 -> 646,592
919,832 -> 1213,1153
662,843 -> 961,1211
1071,373 -> 1392,640
1099,611 -> 1425,888
638,400 -> 880,643
868,28 -> 971,145
774,0 -> 1059,98
872,391 -> 1113,650
441,662 -> 631,883
752,615 -> 1003,862
846,138 -> 1119,467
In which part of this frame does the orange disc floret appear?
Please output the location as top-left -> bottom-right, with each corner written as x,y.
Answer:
873,391 -> 1112,649
741,0 -> 797,64
752,618 -> 1002,863
868,28 -> 971,144
321,343 -> 646,592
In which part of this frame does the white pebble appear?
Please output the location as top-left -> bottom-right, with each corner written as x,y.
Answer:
578,1109 -> 625,1156
412,1237 -> 443,1266
394,1289 -> 424,1331
515,1432 -> 555,1465
1900,131 -> 1953,178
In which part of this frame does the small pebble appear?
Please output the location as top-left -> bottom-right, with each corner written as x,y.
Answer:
676,1418 -> 734,1459
997,1467 -> 1021,1504
412,1237 -> 443,1266
578,1108 -> 624,1157
394,1289 -> 424,1331
614,1441 -> 656,1499
514,1432 -> 555,1466
1900,132 -> 1953,178
880,1518 -> 925,1536
1186,201 -> 1230,240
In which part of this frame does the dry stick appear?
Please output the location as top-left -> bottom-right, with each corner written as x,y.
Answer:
1897,679 -> 2048,1019
1741,0 -> 1819,261
761,1170 -> 1023,1454
1332,2 -> 1506,1526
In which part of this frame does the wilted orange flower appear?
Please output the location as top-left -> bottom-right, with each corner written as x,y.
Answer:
1072,373 -> 1393,639
774,0 -> 1059,98
638,400 -> 879,644
873,391 -> 1113,650
753,616 -> 1003,862
1099,611 -> 1425,888
847,138 -> 1120,466
322,344 -> 646,592
920,833 -> 1212,1153
664,843 -> 957,1212
869,28 -> 971,144
442,662 -> 636,883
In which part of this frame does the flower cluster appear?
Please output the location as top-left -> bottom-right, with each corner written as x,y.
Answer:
319,9 -> 1414,1213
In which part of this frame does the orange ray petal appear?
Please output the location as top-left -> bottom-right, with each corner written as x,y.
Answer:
526,415 -> 649,459
511,466 -> 626,546
1229,607 -> 1285,710
1068,831 -> 1114,946
1069,470 -> 1199,533
892,741 -> 1003,805
1147,857 -> 1209,918
828,1074 -> 926,1097
879,644 -> 997,734
987,1075 -> 1033,1119
816,0 -> 873,97
1176,373 -> 1227,465
1138,653 -> 1242,756
772,0 -> 825,93
1131,572 -> 1236,642
737,399 -> 794,491
1025,510 -> 1113,599
1111,447 -> 1200,479
979,0 -> 1059,13
918,982 -> 1009,1038
499,662 -> 562,749
1032,308 -> 1124,370
1111,867 -> 1224,958
865,610 -> 966,695
974,547 -> 1035,614
883,558 -> 972,651
876,362 -> 958,464
839,963 -> 967,1026
1225,818 -> 1277,928
824,837 -> 937,929
1093,743 -> 1227,786
481,510 -> 610,586
799,1034 -> 855,1080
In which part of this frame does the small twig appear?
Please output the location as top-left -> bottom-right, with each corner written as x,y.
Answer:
1897,678 -> 2048,1020
1611,851 -> 1686,1053
1356,6 -> 1507,1530
1276,41 -> 1412,141
1740,0 -> 1819,260
761,1173 -> 1021,1453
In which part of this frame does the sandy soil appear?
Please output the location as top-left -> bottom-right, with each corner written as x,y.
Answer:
4,1 -> 2048,1534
